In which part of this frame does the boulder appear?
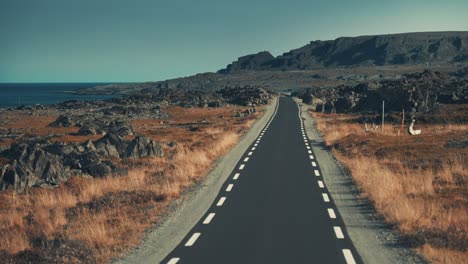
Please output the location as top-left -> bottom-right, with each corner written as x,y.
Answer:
82,139 -> 96,152
93,133 -> 125,158
44,142 -> 75,156
125,136 -> 164,158
108,121 -> 135,137
0,142 -> 70,191
85,161 -> 112,177
48,115 -> 75,127
77,125 -> 97,135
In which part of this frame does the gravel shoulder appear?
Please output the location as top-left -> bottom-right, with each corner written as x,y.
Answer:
114,97 -> 278,264
296,98 -> 427,264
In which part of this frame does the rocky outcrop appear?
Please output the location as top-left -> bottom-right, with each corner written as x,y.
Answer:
0,134 -> 164,191
300,70 -> 468,117
216,86 -> 271,106
49,115 -> 75,127
125,136 -> 164,158
0,141 -> 70,190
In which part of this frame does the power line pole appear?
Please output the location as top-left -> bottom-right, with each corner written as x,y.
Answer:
381,100 -> 385,134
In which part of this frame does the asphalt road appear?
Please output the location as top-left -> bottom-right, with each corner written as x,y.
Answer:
161,97 -> 362,264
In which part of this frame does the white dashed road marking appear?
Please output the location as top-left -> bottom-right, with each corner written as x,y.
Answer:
233,173 -> 240,180
217,197 -> 226,206
312,161 -> 317,167
203,213 -> 215,224
248,152 -> 253,156
327,208 -> 336,219
318,181 -> 324,188
244,157 -> 249,162
309,155 -> 314,159
334,226 -> 344,239
239,164 -> 245,170
314,170 -> 320,176
167,258 -> 180,264
306,146 -> 310,149
342,249 -> 356,264
308,150 -> 312,154
185,233 -> 201,247
322,193 -> 330,202
226,184 -> 234,192
252,147 -> 256,151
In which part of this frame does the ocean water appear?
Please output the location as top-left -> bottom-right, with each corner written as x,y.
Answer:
0,83 -> 119,108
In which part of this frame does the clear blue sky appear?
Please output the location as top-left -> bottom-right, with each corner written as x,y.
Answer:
1,0 -> 467,82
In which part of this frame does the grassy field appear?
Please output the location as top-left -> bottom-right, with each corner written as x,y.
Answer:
310,105 -> 468,264
0,105 -> 262,263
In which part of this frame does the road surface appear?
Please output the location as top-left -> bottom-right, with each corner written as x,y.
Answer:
161,97 -> 362,264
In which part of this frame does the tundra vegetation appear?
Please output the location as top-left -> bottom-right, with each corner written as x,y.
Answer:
0,88 -> 271,263
307,70 -> 467,263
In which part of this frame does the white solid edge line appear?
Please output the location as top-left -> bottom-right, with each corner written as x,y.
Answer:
322,193 -> 330,202
226,184 -> 234,192
216,197 -> 226,206
167,258 -> 180,264
334,226 -> 345,239
342,249 -> 356,264
233,173 -> 240,180
248,152 -> 253,156
239,164 -> 245,170
318,181 -> 324,188
312,161 -> 317,167
185,233 -> 201,246
314,170 -> 320,176
328,208 -> 336,219
203,213 -> 216,224
244,157 -> 249,162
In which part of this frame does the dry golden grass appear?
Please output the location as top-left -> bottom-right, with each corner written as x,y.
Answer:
0,104 -> 264,263
420,244 -> 468,264
311,111 -> 468,144
337,154 -> 467,233
311,107 -> 468,264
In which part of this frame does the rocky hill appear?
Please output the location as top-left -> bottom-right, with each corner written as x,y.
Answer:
219,32 -> 468,72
